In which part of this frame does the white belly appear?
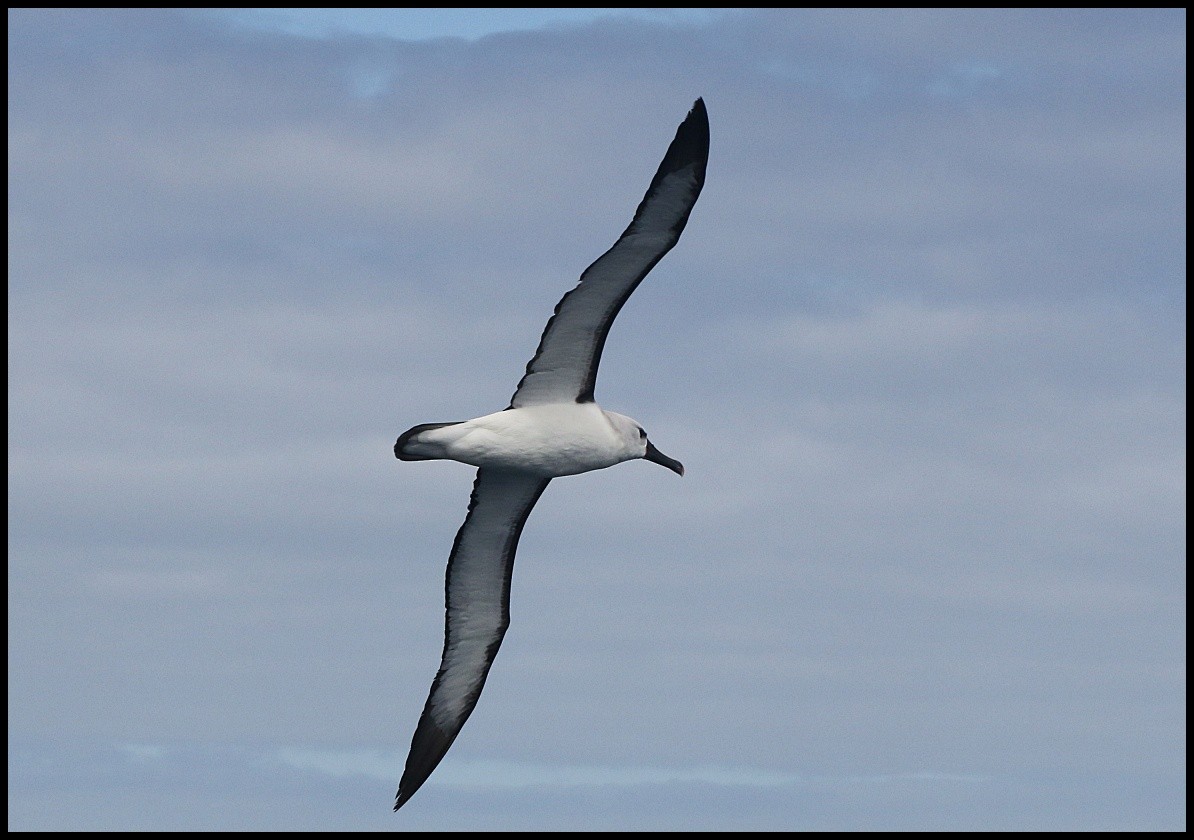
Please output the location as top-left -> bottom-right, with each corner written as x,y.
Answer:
423,403 -> 635,477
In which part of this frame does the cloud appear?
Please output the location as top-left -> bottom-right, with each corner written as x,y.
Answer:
276,748 -> 990,788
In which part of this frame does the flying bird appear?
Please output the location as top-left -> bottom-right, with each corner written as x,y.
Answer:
392,98 -> 709,811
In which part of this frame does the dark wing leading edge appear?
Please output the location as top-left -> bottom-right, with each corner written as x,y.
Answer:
394,468 -> 550,811
508,98 -> 709,408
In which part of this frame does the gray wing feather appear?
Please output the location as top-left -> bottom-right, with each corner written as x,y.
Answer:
509,98 -> 709,408
395,468 -> 550,811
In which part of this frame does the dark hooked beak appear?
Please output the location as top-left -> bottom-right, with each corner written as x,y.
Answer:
644,441 -> 684,476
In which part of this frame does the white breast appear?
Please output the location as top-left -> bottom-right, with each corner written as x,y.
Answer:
431,403 -> 639,477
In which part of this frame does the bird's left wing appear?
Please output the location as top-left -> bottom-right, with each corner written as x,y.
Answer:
508,98 -> 709,408
395,468 -> 551,811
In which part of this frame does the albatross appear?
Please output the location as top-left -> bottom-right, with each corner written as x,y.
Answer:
392,98 -> 709,811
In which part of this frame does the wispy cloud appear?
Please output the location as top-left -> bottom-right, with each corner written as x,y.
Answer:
275,748 -> 989,788
116,743 -> 169,761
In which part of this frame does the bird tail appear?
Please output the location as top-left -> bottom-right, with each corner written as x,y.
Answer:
394,422 -> 464,461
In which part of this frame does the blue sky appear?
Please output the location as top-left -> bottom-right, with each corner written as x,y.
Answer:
7,8 -> 1186,831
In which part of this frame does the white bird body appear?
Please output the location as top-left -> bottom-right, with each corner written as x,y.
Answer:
399,404 -> 658,478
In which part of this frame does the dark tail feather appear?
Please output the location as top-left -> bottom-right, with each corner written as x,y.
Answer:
394,422 -> 462,460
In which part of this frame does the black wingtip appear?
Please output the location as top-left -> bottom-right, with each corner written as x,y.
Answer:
667,97 -> 710,174
393,714 -> 457,812
683,97 -> 709,143
646,97 -> 709,181
620,96 -> 709,245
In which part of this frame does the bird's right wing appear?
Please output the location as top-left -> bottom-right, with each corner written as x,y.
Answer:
508,98 -> 709,408
395,467 -> 550,811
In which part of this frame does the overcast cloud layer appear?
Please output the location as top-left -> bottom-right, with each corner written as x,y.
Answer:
8,8 -> 1185,831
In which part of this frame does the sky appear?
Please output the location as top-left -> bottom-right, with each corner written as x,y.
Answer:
7,7 -> 1186,831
